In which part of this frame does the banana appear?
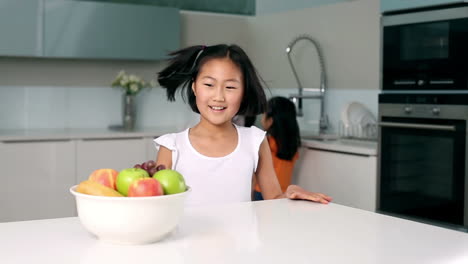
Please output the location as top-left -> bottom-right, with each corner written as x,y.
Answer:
77,180 -> 123,197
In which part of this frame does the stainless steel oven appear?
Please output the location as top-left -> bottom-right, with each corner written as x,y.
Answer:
377,94 -> 468,231
382,6 -> 468,91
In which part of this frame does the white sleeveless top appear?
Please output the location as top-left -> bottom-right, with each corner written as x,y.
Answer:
154,124 -> 266,207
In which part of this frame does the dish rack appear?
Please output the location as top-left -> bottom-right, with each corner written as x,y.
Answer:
339,101 -> 378,141
338,121 -> 378,141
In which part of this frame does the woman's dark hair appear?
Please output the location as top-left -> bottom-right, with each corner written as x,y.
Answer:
266,97 -> 301,161
158,44 -> 267,116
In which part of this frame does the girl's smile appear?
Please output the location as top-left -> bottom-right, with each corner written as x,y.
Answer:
209,105 -> 227,111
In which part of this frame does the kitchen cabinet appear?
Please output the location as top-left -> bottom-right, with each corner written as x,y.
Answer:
76,138 -> 147,183
380,0 -> 460,13
93,0 -> 350,16
44,0 -> 180,60
0,128 -> 166,222
0,137 -> 158,222
145,136 -> 159,161
294,146 -> 377,211
0,140 -> 76,222
0,0 -> 41,56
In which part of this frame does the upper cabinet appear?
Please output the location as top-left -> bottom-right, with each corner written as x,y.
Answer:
90,0 -> 350,16
0,1 -> 41,57
0,0 -> 180,60
44,0 -> 179,60
380,0 -> 465,14
255,0 -> 350,15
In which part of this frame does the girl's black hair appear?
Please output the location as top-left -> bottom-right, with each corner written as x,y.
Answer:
266,97 -> 301,161
158,44 -> 267,116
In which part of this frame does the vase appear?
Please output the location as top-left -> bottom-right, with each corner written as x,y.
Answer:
123,94 -> 136,130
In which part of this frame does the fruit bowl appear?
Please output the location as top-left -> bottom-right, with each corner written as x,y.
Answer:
70,185 -> 190,245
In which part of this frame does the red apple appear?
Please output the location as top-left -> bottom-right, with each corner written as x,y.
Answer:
88,168 -> 119,190
116,168 -> 150,196
128,178 -> 164,197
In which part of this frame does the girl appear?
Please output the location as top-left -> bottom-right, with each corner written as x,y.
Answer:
253,96 -> 301,201
155,44 -> 332,206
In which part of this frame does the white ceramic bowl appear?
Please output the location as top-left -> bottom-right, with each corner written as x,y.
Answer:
70,185 -> 190,245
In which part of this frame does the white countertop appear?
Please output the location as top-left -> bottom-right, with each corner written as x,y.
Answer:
0,126 -> 179,141
302,138 -> 378,156
0,128 -> 378,157
2,199 -> 467,264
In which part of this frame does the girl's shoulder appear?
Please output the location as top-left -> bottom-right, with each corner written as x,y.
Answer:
153,128 -> 188,151
235,124 -> 266,140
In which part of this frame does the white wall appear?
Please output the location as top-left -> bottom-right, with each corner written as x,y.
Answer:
247,0 -> 380,90
180,11 -> 250,48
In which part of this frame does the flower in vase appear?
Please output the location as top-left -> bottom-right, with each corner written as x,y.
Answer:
111,70 -> 155,95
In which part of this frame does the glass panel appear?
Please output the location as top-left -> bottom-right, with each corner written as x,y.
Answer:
388,134 -> 453,199
400,22 -> 449,60
379,118 -> 465,226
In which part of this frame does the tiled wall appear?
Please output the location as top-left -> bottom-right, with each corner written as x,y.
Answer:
0,86 -> 377,136
268,88 -> 378,134
0,86 -> 198,131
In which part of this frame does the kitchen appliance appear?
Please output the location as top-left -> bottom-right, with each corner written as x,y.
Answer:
377,93 -> 468,231
382,5 -> 468,91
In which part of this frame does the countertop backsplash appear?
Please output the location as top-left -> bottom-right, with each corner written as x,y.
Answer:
267,88 -> 378,135
0,86 -> 377,134
0,86 -> 198,131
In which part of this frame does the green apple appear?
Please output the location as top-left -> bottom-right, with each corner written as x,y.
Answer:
153,169 -> 186,195
116,168 -> 150,196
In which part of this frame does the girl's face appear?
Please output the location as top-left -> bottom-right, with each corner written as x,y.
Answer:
192,57 -> 244,126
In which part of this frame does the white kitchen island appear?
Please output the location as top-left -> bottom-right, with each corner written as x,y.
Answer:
1,199 -> 467,264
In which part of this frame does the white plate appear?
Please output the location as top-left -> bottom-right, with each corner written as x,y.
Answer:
341,101 -> 376,127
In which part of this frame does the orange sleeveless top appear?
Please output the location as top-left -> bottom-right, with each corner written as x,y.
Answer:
255,136 -> 299,193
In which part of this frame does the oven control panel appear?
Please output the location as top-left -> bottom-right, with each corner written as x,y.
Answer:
402,105 -> 441,116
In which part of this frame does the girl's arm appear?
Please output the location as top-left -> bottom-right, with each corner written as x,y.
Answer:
155,146 -> 173,169
255,138 -> 332,204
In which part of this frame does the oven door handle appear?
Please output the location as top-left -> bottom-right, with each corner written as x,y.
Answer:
379,122 -> 456,131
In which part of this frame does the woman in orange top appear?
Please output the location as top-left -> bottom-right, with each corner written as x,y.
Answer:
254,96 -> 301,201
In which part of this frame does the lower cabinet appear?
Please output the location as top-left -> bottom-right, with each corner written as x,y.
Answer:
293,147 -> 377,211
0,140 -> 76,222
146,136 -> 159,162
0,135 -> 160,222
76,138 -> 148,183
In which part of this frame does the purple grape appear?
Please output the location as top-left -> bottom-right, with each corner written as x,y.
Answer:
146,160 -> 156,169
155,164 -> 166,171
148,167 -> 157,176
141,162 -> 148,171
133,164 -> 142,169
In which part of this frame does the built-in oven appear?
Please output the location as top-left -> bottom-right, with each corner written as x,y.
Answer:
378,94 -> 468,231
382,6 -> 468,91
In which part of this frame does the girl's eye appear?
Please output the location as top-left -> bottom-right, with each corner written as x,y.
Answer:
226,86 -> 237,89
204,83 -> 213,87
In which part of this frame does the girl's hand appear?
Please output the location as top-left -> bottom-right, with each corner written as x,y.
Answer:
285,185 -> 332,204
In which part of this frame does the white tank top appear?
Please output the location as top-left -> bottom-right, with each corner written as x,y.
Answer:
154,124 -> 266,207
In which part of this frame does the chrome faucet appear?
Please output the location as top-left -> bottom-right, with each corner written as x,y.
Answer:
286,34 -> 328,133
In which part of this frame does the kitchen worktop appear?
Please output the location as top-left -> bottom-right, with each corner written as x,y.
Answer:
302,138 -> 378,156
0,126 -> 179,141
2,199 -> 467,264
0,128 -> 378,157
